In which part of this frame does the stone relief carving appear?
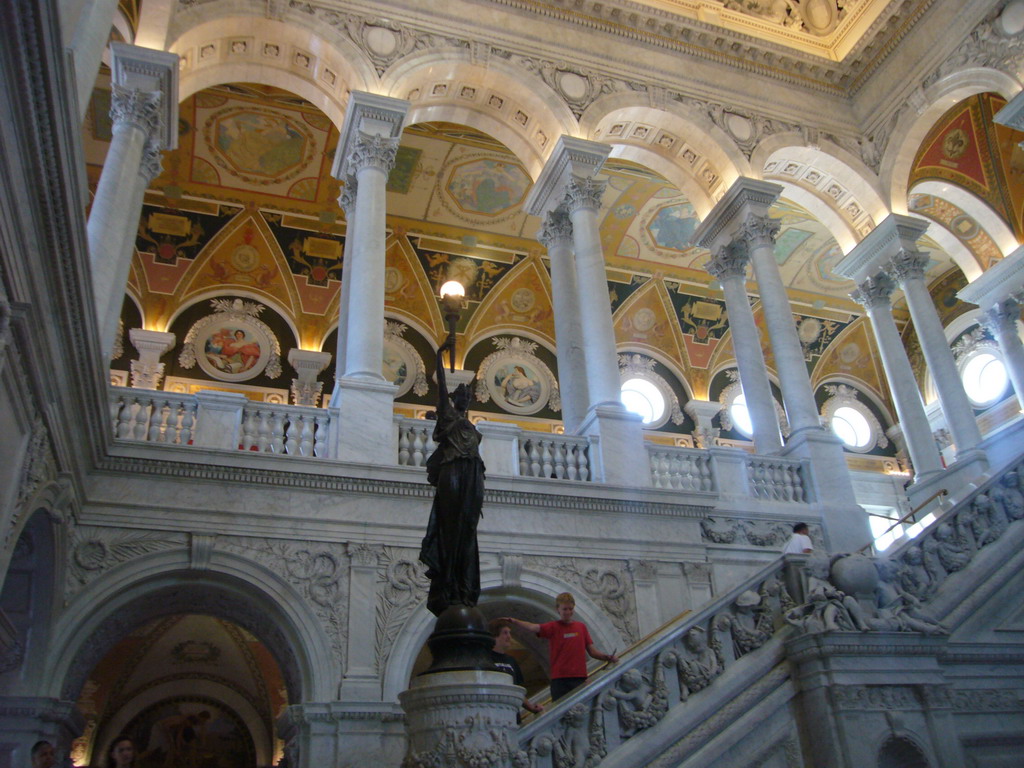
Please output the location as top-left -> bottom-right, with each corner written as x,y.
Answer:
923,4 -> 1024,91
15,416 -> 56,512
831,684 -> 919,710
375,547 -> 429,674
67,526 -> 186,597
220,537 -> 349,666
604,665 -> 669,738
661,625 -> 723,701
504,53 -> 645,118
530,700 -> 606,768
545,558 -> 639,644
699,517 -> 816,549
403,716 -> 528,768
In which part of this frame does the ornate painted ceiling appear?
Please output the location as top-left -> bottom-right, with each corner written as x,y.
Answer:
84,77 -> 1010,443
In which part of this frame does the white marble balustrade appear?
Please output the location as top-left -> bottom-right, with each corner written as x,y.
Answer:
647,445 -> 715,492
746,456 -> 810,502
240,402 -> 329,457
111,388 -> 197,445
518,433 -> 591,481
396,417 -> 438,468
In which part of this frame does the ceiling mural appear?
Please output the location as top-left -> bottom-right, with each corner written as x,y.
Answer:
88,81 -> 977,437
908,193 -> 1004,272
910,93 -> 1024,241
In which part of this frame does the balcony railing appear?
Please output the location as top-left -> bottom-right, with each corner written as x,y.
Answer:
108,387 -> 813,502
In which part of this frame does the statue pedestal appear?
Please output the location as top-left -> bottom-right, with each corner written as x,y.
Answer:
399,670 -> 527,767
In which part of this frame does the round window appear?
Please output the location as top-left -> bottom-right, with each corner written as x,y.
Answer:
621,377 -> 666,425
960,350 -> 1008,407
831,405 -> 872,449
729,393 -> 753,437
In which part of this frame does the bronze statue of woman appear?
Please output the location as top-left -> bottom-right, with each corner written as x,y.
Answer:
419,340 -> 486,617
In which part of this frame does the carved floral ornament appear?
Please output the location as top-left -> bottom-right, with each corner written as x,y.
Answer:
178,299 -> 283,382
383,321 -> 429,398
819,383 -> 887,452
618,353 -> 686,428
475,336 -> 561,415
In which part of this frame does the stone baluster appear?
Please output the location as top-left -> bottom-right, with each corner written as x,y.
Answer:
851,274 -> 943,479
538,208 -> 588,432
704,241 -> 782,454
88,44 -> 178,358
327,92 -> 409,463
886,247 -> 984,456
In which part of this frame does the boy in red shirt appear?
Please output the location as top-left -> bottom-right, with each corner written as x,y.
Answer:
503,592 -> 619,701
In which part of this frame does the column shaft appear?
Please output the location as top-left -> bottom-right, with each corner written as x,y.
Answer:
891,251 -> 983,453
332,182 -> 358,399
742,215 -> 821,433
88,87 -> 162,356
566,177 -> 623,411
540,209 -> 588,432
707,243 -> 782,453
853,276 -> 943,478
343,135 -> 396,380
986,298 -> 1024,408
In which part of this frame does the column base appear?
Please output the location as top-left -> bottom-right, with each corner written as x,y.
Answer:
578,404 -> 651,486
782,427 -> 871,553
278,702 -> 406,768
399,670 -> 526,768
330,377 -> 398,464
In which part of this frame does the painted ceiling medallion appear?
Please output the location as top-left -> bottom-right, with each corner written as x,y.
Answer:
442,157 -> 530,218
204,106 -> 316,185
476,337 -> 560,415
179,299 -> 283,382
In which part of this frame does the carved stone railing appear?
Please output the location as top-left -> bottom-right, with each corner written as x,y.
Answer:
519,434 -> 591,481
746,455 -> 809,502
396,417 -> 437,468
647,445 -> 715,491
110,388 -> 198,445
239,401 -> 329,457
517,557 -> 797,767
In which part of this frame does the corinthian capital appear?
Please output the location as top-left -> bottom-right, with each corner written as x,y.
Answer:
850,273 -> 896,311
110,85 -> 163,139
885,248 -> 930,284
737,213 -> 780,249
347,132 -> 400,175
538,208 -> 573,248
984,297 -> 1022,335
564,175 -> 606,214
705,240 -> 750,281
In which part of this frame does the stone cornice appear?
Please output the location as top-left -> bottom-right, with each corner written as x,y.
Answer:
109,43 -> 180,150
331,91 -> 410,180
693,178 -> 782,251
957,245 -> 1024,308
92,454 -> 715,517
833,213 -> 929,283
523,135 -> 610,216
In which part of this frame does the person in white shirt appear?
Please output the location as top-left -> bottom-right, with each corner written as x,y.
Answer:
783,522 -> 813,554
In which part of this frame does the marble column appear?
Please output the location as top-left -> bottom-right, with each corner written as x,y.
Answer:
983,297 -> 1024,409
739,212 -> 823,434
329,180 -> 358,405
522,136 -> 648,485
565,175 -> 624,411
539,208 -> 588,433
958,244 -> 1024,410
60,0 -> 119,120
705,240 -> 782,454
128,328 -> 175,390
887,248 -> 984,455
327,92 -> 409,464
87,44 -> 178,358
850,274 -> 943,479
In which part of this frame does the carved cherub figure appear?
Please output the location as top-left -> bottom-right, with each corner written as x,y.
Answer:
933,518 -> 976,573
785,584 -> 860,633
676,626 -> 721,699
726,590 -> 771,657
607,669 -> 654,737
990,471 -> 1024,522
552,704 -> 590,768
970,493 -> 1007,547
899,546 -> 932,599
870,559 -> 945,635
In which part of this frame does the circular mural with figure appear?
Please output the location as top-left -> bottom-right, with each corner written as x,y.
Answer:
443,157 -> 530,217
475,336 -> 560,415
178,299 -> 283,383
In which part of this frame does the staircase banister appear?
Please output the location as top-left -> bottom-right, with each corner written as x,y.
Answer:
518,555 -> 792,743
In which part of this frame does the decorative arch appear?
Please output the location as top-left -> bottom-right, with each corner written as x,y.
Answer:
171,17 -> 376,129
880,68 -> 1022,213
387,54 -> 579,179
380,563 -> 624,701
42,549 -> 337,704
582,95 -> 751,207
